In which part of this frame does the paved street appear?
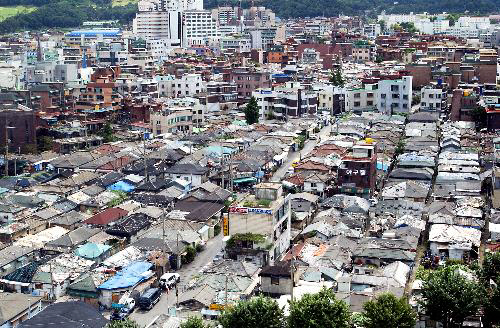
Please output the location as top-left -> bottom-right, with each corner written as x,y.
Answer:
129,233 -> 224,326
270,124 -> 332,182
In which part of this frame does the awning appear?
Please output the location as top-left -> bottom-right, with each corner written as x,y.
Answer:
233,177 -> 257,184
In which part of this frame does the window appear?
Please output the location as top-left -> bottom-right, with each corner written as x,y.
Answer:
367,100 -> 373,106
354,101 -> 361,107
367,93 -> 374,98
381,94 -> 386,99
429,94 -> 434,98
354,93 -> 361,98
271,276 -> 280,285
403,95 -> 408,100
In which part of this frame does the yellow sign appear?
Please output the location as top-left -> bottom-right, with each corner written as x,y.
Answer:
223,214 -> 229,236
95,105 -> 100,111
209,304 -> 225,311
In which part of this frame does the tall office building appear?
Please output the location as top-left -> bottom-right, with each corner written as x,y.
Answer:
133,0 -> 217,47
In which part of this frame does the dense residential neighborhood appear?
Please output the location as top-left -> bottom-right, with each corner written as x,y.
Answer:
0,0 -> 497,327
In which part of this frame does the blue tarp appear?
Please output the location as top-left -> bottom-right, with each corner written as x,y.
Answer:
98,261 -> 152,290
107,180 -> 135,193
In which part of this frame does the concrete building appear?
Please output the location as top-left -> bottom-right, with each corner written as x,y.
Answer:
0,105 -> 37,153
150,97 -> 204,136
337,140 -> 378,197
183,10 -> 219,47
223,68 -> 271,102
376,76 -> 412,115
346,84 -> 377,113
253,82 -> 318,119
420,83 -> 448,112
155,74 -> 206,98
220,35 -> 252,53
363,24 -> 381,38
227,183 -> 291,265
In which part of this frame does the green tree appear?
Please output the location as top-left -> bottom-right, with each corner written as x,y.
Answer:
38,136 -> 53,152
378,20 -> 386,32
329,69 -> 345,86
182,245 -> 197,264
288,288 -> 350,328
181,316 -> 209,328
359,293 -> 416,328
99,122 -> 114,143
478,252 -> 500,328
470,106 -> 487,130
419,265 -> 484,328
218,296 -> 284,328
106,319 -> 140,328
244,96 -> 259,125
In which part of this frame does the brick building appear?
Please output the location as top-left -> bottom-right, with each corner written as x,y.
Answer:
337,140 -> 377,197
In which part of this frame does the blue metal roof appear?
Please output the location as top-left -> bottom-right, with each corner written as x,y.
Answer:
67,30 -> 121,38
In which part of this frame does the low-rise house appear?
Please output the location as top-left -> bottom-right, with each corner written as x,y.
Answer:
428,224 -> 482,260
98,261 -> 154,308
0,293 -> 42,328
19,301 -> 107,328
259,261 -> 293,297
44,227 -> 101,253
84,207 -> 129,227
105,213 -> 154,243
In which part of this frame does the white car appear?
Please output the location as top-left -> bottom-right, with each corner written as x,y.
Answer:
159,273 -> 180,289
309,135 -> 318,140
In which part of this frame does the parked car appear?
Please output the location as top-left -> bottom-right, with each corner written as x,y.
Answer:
110,298 -> 135,321
138,287 -> 162,310
309,135 -> 318,140
159,273 -> 180,290
213,252 -> 224,263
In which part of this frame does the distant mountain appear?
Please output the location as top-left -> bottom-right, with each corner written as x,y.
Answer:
0,0 -> 497,34
204,0 -> 500,17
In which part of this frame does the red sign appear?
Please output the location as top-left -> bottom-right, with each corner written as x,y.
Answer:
229,207 -> 248,214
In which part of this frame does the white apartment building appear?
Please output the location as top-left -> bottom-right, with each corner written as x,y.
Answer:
457,16 -> 491,30
220,35 -> 251,53
133,0 -> 206,45
183,10 -> 219,46
415,19 -> 450,35
212,6 -> 238,25
253,82 -> 318,119
420,84 -> 448,111
155,73 -> 206,97
376,76 -> 412,115
151,97 -> 204,136
227,183 -> 291,265
363,24 -> 381,38
346,84 -> 377,112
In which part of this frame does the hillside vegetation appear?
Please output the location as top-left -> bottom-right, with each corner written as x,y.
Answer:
0,0 -> 498,33
204,0 -> 500,17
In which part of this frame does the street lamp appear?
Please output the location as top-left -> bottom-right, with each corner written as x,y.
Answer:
4,124 -> 16,177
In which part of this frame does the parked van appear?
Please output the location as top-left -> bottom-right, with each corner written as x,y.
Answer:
138,287 -> 161,310
159,273 -> 180,289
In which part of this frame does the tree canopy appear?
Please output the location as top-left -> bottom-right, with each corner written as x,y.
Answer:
419,265 -> 484,328
358,293 -> 416,328
181,316 -> 209,328
244,96 -> 260,125
288,288 -> 350,328
218,296 -> 284,328
106,319 -> 140,328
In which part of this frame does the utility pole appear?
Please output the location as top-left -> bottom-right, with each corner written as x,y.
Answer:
225,274 -> 228,306
162,204 -> 166,273
290,256 -> 294,302
4,124 -> 8,177
143,131 -> 148,181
